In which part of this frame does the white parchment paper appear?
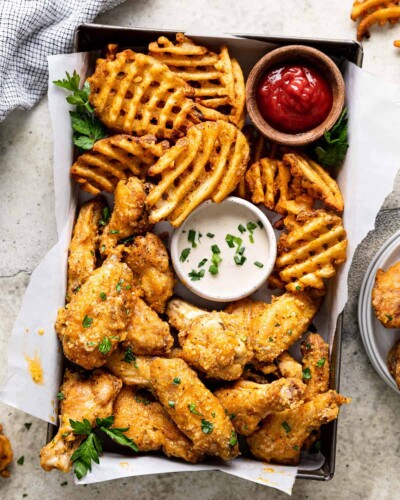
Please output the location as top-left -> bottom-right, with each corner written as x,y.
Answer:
2,32 -> 400,495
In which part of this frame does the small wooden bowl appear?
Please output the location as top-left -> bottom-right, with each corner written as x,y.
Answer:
246,45 -> 345,147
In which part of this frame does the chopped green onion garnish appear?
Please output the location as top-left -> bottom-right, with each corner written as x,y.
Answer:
246,221 -> 257,231
254,261 -> 264,268
225,234 -> 235,248
188,229 -> 197,248
234,255 -> 246,266
211,253 -> 222,265
303,367 -> 312,380
180,248 -> 191,262
188,269 -> 205,281
206,232 -> 214,238
211,244 -> 221,254
238,224 -> 246,233
249,234 -> 254,244
238,246 -> 245,256
198,258 -> 208,267
316,358 -> 326,367
257,220 -> 263,228
209,264 -> 219,275
282,421 -> 291,433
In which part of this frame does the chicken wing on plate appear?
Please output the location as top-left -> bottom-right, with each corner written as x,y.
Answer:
106,347 -> 152,388
372,262 -> 400,328
123,233 -> 175,313
215,378 -> 306,436
67,197 -> 105,300
275,351 -> 303,380
56,256 -> 136,369
113,386 -> 202,463
150,357 -> 239,460
100,177 -> 152,256
40,369 -> 122,472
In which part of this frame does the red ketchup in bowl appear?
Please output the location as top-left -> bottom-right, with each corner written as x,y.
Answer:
256,64 -> 333,134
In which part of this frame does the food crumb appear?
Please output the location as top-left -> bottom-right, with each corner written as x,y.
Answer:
38,329 -> 45,336
119,461 -> 129,468
25,352 -> 44,384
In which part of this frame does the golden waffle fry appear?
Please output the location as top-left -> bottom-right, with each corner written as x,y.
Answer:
149,34 -> 245,127
88,49 -> 198,139
351,1 -> 400,43
275,209 -> 347,292
283,153 -> 344,212
146,120 -> 250,227
70,134 -> 169,195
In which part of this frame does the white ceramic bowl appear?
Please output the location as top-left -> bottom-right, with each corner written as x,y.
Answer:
170,197 -> 277,302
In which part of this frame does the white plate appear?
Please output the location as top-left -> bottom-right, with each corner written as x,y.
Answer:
358,228 -> 400,393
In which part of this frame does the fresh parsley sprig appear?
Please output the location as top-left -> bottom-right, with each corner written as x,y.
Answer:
69,415 -> 138,479
314,107 -> 349,168
53,70 -> 106,151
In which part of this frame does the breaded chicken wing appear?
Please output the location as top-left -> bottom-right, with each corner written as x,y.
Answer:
150,358 -> 239,460
387,339 -> 400,389
167,298 -> 252,380
247,390 -> 350,465
67,197 -> 105,300
275,351 -> 303,380
40,369 -> 122,473
214,378 -> 306,436
0,424 -> 12,478
301,333 -> 330,400
123,233 -> 175,313
251,291 -> 319,363
372,262 -> 400,328
100,177 -> 152,256
113,386 -> 202,463
106,347 -> 152,388
56,256 -> 136,369
123,297 -> 173,355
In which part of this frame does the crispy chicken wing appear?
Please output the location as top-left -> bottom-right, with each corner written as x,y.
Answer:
67,197 -> 105,300
251,291 -> 319,363
247,390 -> 350,465
166,298 -> 206,331
372,262 -> 400,328
123,233 -> 175,313
387,339 -> 400,389
215,378 -> 306,436
301,333 -> 330,401
100,177 -> 152,256
56,256 -> 136,369
275,351 -> 303,380
150,358 -> 239,460
123,297 -> 173,355
113,386 -> 202,463
0,424 -> 12,478
40,369 -> 122,473
106,347 -> 152,387
167,298 -> 252,380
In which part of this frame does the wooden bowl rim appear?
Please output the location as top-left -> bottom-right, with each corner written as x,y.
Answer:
245,44 -> 345,147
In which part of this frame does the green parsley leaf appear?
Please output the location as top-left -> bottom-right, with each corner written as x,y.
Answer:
201,419 -> 213,434
168,401 -> 176,408
134,395 -> 151,406
274,323 -> 280,327
173,377 -> 181,385
188,403 -> 203,416
116,278 -> 124,292
282,421 -> 291,433
95,416 -> 114,429
180,248 -> 191,262
109,229 -> 120,234
269,337 -> 274,342
314,107 -> 349,168
71,432 -> 102,479
229,413 -> 236,420
123,347 -> 138,368
98,337 -> 112,355
99,207 -> 110,226
69,418 -> 92,436
295,285 -> 301,291
316,358 -> 326,367
100,426 -> 139,452
229,430 -> 238,446
125,285 -> 131,290
73,135 -> 95,150
24,423 -> 32,431
287,329 -> 293,336
212,412 -> 216,418
82,315 -> 93,328
293,445 -> 299,451
386,314 -> 393,322
57,391 -> 64,401
99,292 -> 107,301
53,71 -> 80,92
303,367 -> 312,380
17,456 -> 24,465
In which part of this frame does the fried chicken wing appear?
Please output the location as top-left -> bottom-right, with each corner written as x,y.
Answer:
247,390 -> 350,465
372,262 -> 400,328
56,256 -> 136,369
67,197 -> 105,300
150,357 -> 239,460
106,347 -> 152,387
100,177 -> 152,256
276,351 -> 303,380
0,424 -> 12,478
40,369 -> 122,473
167,298 -> 252,380
215,378 -> 306,436
123,297 -> 174,355
123,233 -> 175,313
251,291 -> 319,363
387,339 -> 400,389
113,386 -> 202,463
166,298 -> 207,331
301,333 -> 330,400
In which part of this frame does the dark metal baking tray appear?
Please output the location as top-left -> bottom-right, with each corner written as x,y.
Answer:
46,23 -> 362,483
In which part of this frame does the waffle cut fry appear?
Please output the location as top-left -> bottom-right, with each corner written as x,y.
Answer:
149,34 -> 245,128
146,120 -> 250,227
351,0 -> 400,46
71,134 -> 169,194
88,50 -> 199,139
275,209 -> 347,292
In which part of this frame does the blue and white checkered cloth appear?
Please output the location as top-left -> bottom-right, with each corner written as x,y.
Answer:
0,0 -> 125,121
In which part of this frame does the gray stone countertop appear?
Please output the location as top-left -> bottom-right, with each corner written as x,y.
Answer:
1,1 -> 400,498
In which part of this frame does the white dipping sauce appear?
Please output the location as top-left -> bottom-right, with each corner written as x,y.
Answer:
171,198 -> 276,302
